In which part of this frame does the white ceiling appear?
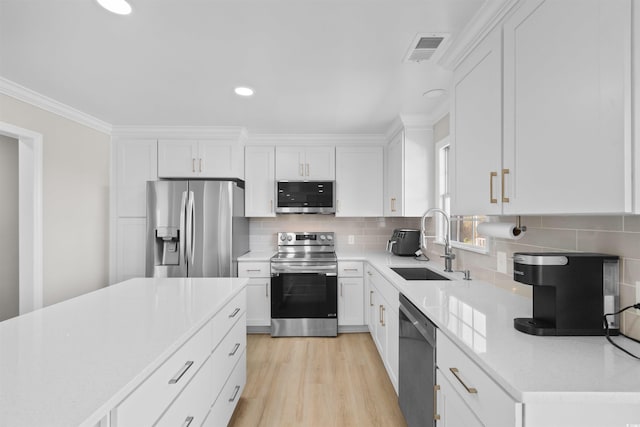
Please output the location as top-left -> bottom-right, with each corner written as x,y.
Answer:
0,0 -> 483,133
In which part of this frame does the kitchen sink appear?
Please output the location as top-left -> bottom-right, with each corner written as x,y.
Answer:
390,267 -> 450,281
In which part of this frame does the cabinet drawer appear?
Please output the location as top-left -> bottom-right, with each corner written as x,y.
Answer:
203,351 -> 247,427
155,354 -> 214,427
212,289 -> 246,350
115,321 -> 214,427
338,261 -> 363,277
238,262 -> 270,278
366,265 -> 398,311
437,331 -> 518,427
211,314 -> 247,401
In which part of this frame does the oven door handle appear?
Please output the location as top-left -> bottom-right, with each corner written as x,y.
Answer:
270,264 -> 338,275
271,271 -> 337,276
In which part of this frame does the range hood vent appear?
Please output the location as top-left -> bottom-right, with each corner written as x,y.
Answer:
404,33 -> 450,63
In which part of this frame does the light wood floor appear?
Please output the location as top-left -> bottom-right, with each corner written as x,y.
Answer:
228,333 -> 407,427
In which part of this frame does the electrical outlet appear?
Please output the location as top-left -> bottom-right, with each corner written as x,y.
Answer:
348,235 -> 355,245
497,251 -> 507,274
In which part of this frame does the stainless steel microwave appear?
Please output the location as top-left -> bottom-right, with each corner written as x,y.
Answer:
275,181 -> 335,214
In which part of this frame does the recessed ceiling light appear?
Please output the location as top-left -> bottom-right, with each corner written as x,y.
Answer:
96,0 -> 132,15
423,88 -> 447,99
234,87 -> 254,97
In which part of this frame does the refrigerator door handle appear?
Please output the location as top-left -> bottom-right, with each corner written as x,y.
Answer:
179,191 -> 188,264
187,190 -> 195,266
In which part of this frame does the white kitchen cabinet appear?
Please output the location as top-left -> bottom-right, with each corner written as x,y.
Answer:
115,139 -> 158,217
338,261 -> 365,327
384,119 -> 434,217
244,146 -> 276,217
238,261 -> 271,327
436,330 -> 521,427
450,27 -> 503,216
365,264 -> 399,393
115,218 -> 146,283
436,368 -> 483,427
365,270 -> 376,335
275,146 -> 335,180
451,0 -> 634,216
157,139 -> 244,179
335,146 -> 383,217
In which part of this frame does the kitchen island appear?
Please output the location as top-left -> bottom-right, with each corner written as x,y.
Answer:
0,277 -> 248,427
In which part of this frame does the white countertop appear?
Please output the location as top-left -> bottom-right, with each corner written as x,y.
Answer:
359,251 -> 640,403
237,250 -> 274,261
0,277 -> 248,427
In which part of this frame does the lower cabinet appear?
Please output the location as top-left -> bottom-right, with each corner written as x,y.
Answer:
238,261 -> 271,327
436,330 -> 521,427
338,261 -> 365,327
365,264 -> 399,393
112,289 -> 247,427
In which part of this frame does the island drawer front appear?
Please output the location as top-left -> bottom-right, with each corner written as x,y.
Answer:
238,262 -> 270,277
210,313 -> 247,401
338,261 -> 363,277
203,350 -> 247,427
437,331 -> 518,427
154,353 -> 214,427
115,320 -> 214,427
212,289 -> 247,350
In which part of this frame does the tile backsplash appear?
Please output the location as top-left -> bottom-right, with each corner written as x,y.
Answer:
424,215 -> 640,341
249,216 -> 420,253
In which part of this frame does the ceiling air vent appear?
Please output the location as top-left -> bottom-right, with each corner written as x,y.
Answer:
404,33 -> 450,63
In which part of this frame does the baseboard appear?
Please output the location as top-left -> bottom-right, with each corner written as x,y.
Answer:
338,325 -> 369,333
247,326 -> 271,334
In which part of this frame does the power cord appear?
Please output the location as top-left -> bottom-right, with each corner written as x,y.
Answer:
603,303 -> 640,360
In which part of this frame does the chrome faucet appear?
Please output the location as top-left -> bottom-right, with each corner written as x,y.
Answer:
421,208 -> 455,272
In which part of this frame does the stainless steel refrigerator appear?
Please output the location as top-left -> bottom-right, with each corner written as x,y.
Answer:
145,180 -> 249,278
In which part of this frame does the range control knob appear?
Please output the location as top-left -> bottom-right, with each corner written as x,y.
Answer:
319,235 -> 326,241
280,234 -> 286,241
287,234 -> 293,241
326,235 -> 333,241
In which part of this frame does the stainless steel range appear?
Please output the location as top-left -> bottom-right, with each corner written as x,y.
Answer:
270,232 -> 338,337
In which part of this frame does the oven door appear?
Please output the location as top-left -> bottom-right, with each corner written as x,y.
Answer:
271,272 -> 337,319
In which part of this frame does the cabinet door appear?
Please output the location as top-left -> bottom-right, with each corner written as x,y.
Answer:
246,278 -> 271,326
436,369 -> 483,427
385,304 -> 399,393
335,146 -> 383,217
116,218 -> 146,282
245,146 -> 276,217
157,140 -> 198,178
116,140 -> 157,217
275,147 -> 305,180
365,269 -> 376,334
305,146 -> 335,180
385,132 -> 403,216
338,277 -> 364,326
450,27 -> 503,216
198,140 -> 242,179
502,0 -> 632,214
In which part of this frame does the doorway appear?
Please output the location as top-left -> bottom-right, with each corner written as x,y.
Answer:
0,121 -> 43,317
0,135 -> 18,321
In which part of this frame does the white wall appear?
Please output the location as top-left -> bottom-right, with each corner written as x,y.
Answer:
0,134 -> 18,320
0,94 -> 110,306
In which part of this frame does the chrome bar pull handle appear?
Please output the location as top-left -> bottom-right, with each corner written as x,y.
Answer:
229,343 -> 241,356
199,158 -> 203,173
381,305 -> 386,326
265,283 -> 269,298
182,416 -> 194,427
192,158 -> 196,173
369,290 -> 374,306
229,385 -> 241,402
434,385 -> 441,420
449,367 -> 478,394
229,307 -> 241,318
299,163 -> 304,176
168,361 -> 194,384
340,282 -> 343,297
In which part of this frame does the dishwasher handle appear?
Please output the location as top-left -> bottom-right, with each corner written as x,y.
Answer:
399,294 -> 436,347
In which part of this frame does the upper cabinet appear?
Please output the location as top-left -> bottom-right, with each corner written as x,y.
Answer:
245,146 -> 276,217
116,139 -> 158,217
335,146 -> 383,217
158,139 -> 244,179
275,146 -> 335,180
451,0 -> 634,215
384,118 -> 434,217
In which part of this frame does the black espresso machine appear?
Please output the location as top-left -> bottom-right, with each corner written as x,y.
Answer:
513,252 -> 620,336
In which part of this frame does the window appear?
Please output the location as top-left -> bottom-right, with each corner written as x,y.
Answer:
434,138 -> 488,253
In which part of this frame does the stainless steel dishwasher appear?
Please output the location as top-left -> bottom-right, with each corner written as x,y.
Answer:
399,293 -> 437,427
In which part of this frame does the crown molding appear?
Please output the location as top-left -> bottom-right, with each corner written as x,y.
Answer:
247,133 -> 387,146
385,114 -> 435,140
438,0 -> 520,70
111,125 -> 248,140
0,77 -> 112,134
